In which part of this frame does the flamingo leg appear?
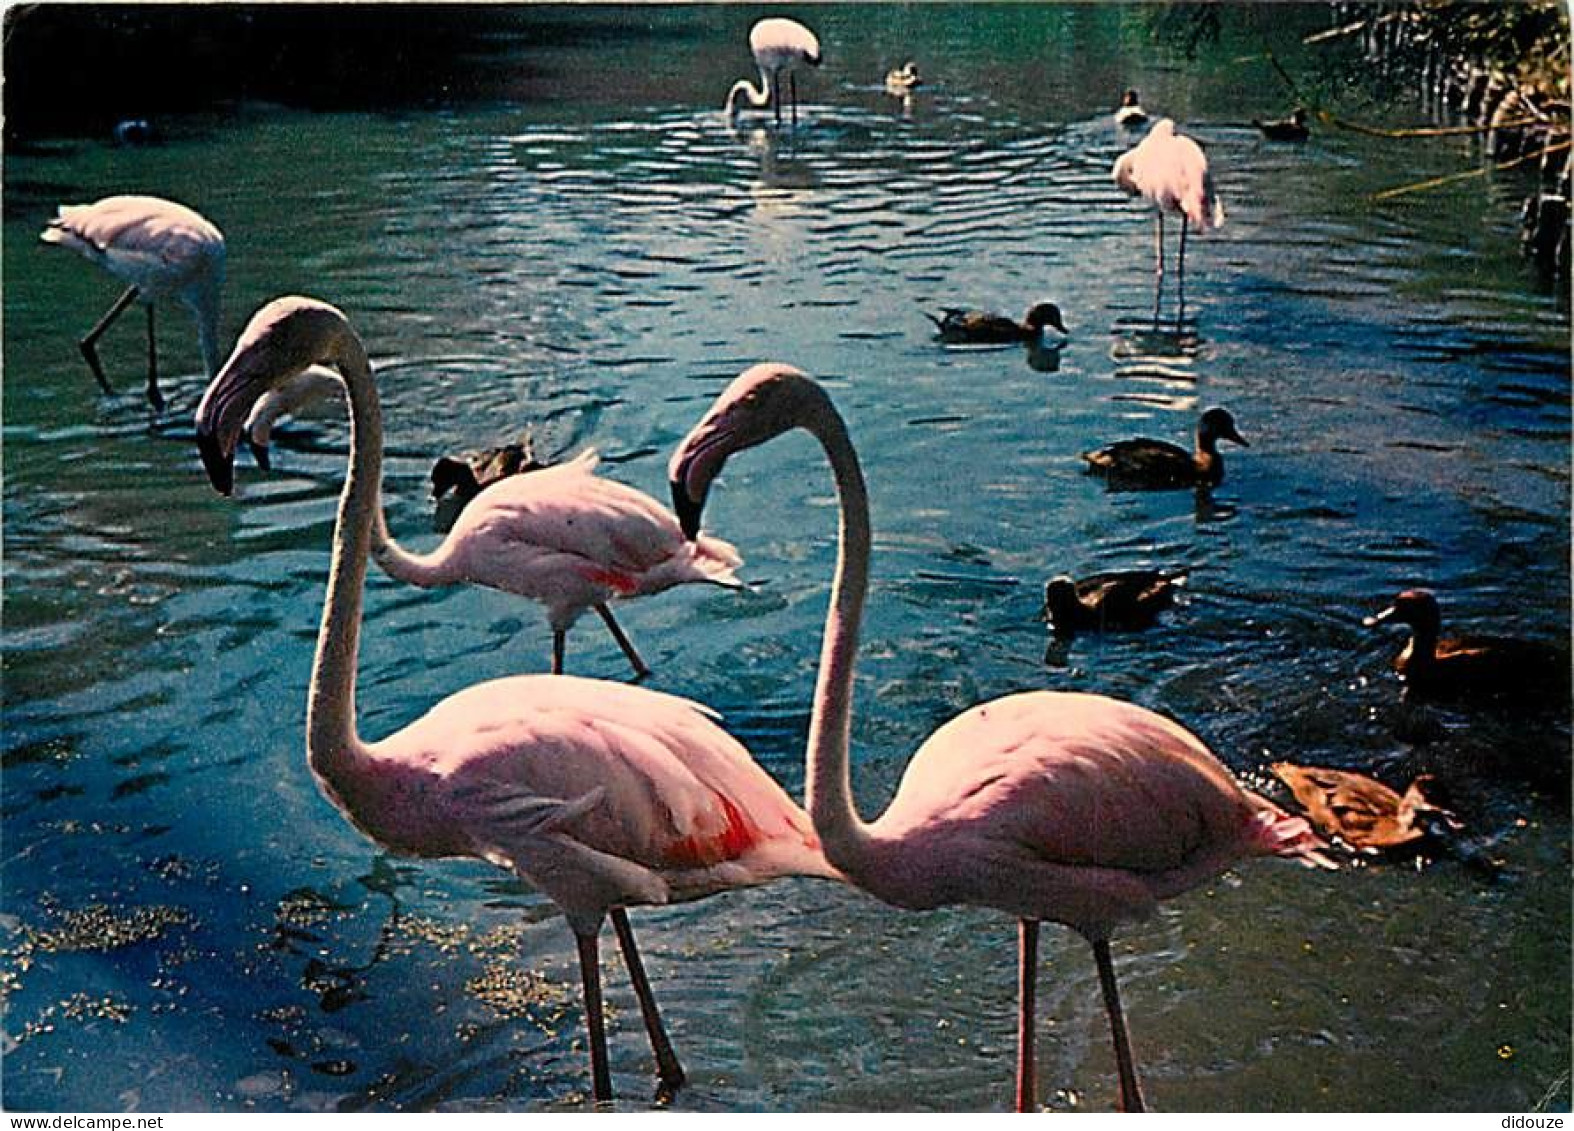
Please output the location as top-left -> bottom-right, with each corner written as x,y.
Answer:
574,927 -> 615,1103
773,72 -> 782,125
144,303 -> 165,412
594,604 -> 652,680
1177,220 -> 1189,324
552,629 -> 566,676
1152,212 -> 1166,324
1092,938 -> 1145,1113
790,71 -> 799,126
609,908 -> 686,1099
1016,918 -> 1039,1113
78,285 -> 140,395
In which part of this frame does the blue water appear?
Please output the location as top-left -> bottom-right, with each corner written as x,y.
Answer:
3,4 -> 1568,1113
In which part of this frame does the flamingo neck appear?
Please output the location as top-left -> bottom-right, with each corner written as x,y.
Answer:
306,340 -> 381,788
802,397 -> 877,874
726,72 -> 772,119
370,503 -> 456,588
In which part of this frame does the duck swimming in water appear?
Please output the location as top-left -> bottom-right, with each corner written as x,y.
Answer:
1271,763 -> 1461,854
1041,570 -> 1184,635
1114,89 -> 1148,129
886,61 -> 921,95
431,430 -> 550,510
1254,107 -> 1310,142
1083,406 -> 1248,489
1364,588 -> 1570,702
925,302 -> 1068,345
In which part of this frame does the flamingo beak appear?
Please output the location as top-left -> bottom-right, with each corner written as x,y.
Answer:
248,438 -> 272,472
671,479 -> 709,541
198,428 -> 237,497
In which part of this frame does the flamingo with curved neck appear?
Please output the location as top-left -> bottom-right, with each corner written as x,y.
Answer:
669,363 -> 1334,1112
725,17 -> 821,126
194,299 -> 839,1103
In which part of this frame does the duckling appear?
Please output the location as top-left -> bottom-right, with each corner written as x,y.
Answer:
1041,569 -> 1185,635
886,61 -> 921,95
430,431 -> 549,510
1082,406 -> 1248,489
1114,88 -> 1148,129
1271,763 -> 1461,853
1364,588 -> 1570,702
925,302 -> 1068,345
1253,107 -> 1310,142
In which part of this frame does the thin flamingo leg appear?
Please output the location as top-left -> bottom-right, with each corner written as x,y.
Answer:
610,908 -> 686,1099
79,284 -> 140,395
595,604 -> 652,680
1177,221 -> 1189,325
144,303 -> 165,411
1016,919 -> 1040,1113
575,927 -> 614,1103
790,71 -> 799,126
552,629 -> 566,676
1152,212 -> 1166,324
1092,938 -> 1145,1113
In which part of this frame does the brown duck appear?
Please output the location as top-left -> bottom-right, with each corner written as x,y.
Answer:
1271,763 -> 1460,853
1041,570 -> 1184,635
1364,588 -> 1570,702
1083,406 -> 1248,489
430,431 -> 549,510
925,302 -> 1068,344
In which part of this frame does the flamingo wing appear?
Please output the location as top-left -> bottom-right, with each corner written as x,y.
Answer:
42,195 -> 224,295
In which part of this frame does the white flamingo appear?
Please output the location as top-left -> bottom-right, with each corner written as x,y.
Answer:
668,363 -> 1334,1112
725,17 -> 822,126
201,308 -> 740,680
193,298 -> 839,1102
41,194 -> 225,411
1112,120 -> 1226,318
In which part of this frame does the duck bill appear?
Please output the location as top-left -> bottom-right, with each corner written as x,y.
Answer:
1225,427 -> 1250,448
1363,605 -> 1397,628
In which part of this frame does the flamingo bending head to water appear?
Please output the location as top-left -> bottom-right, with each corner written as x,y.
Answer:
1113,120 -> 1225,317
193,298 -> 839,1102
200,306 -> 740,680
41,194 -> 226,412
726,17 -> 822,126
669,363 -> 1333,1112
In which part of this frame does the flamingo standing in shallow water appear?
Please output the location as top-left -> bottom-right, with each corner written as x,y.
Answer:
194,298 -> 838,1102
1113,120 -> 1225,319
725,17 -> 822,126
669,363 -> 1333,1112
41,194 -> 226,411
202,305 -> 740,680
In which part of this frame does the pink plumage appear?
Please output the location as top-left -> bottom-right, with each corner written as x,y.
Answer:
193,297 -> 837,1102
1112,119 -> 1225,317
669,363 -> 1333,1113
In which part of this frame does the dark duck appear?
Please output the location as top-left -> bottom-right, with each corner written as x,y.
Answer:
1082,406 -> 1248,489
1041,570 -> 1184,635
1114,88 -> 1148,129
925,302 -> 1068,345
1253,107 -> 1310,142
431,431 -> 549,511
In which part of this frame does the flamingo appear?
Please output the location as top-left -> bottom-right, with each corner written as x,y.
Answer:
201,309 -> 740,681
1112,120 -> 1225,318
193,297 -> 840,1103
668,363 -> 1334,1112
40,194 -> 226,411
725,17 -> 822,127
242,365 -> 343,471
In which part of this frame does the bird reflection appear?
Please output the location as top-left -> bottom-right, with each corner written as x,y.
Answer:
1025,338 -> 1064,373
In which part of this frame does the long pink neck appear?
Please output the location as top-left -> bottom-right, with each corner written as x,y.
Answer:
801,399 -> 876,873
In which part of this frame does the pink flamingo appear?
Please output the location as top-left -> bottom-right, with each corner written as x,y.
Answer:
725,17 -> 822,126
201,310 -> 740,681
669,363 -> 1334,1112
193,298 -> 839,1102
1112,119 -> 1225,318
41,194 -> 226,411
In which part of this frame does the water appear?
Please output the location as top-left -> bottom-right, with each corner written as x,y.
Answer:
3,4 -> 1568,1114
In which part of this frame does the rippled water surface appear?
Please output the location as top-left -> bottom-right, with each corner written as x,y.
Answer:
4,4 -> 1569,1114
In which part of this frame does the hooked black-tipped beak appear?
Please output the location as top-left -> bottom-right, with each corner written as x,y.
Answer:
671,478 -> 709,541
198,428 -> 237,497
248,438 -> 272,472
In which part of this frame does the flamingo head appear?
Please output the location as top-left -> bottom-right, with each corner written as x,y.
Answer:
195,296 -> 353,496
669,362 -> 828,539
1023,302 -> 1068,336
1363,588 -> 1441,633
1198,406 -> 1248,450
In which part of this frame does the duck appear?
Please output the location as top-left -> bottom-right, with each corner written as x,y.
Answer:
1041,570 -> 1185,635
1253,107 -> 1310,142
1114,88 -> 1149,129
1271,763 -> 1461,853
1364,588 -> 1570,702
430,431 -> 550,510
925,302 -> 1068,345
886,61 -> 921,95
1082,406 -> 1248,489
